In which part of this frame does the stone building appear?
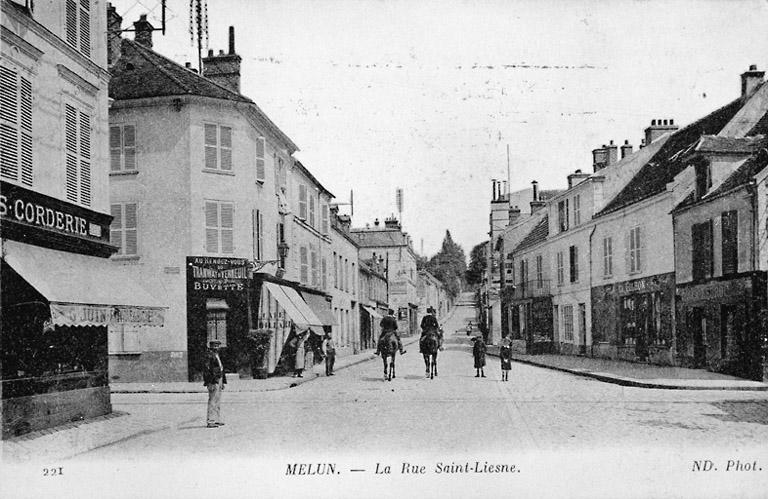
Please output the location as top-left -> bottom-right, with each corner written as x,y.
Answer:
358,257 -> 388,350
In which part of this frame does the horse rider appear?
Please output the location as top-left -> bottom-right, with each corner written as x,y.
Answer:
419,306 -> 443,353
375,312 -> 406,355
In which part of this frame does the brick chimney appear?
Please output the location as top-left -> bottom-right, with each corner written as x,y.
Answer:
202,26 -> 242,93
107,3 -> 122,66
133,14 -> 153,48
384,216 -> 401,230
567,169 -> 591,188
530,180 -> 545,213
620,139 -> 633,159
592,146 -> 608,172
741,64 -> 765,99
644,118 -> 678,145
508,205 -> 521,226
605,140 -> 618,166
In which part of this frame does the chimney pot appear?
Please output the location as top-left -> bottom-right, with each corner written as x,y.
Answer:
219,49 -> 225,56
741,65 -> 765,99
651,119 -> 656,126
228,26 -> 236,55
208,49 -> 214,57
750,64 -> 757,71
531,180 -> 539,201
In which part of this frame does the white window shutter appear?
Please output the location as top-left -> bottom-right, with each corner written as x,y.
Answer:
66,0 -> 78,48
19,76 -> 32,185
110,126 -> 122,171
78,0 -> 90,56
124,203 -> 138,255
219,126 -> 232,171
110,204 -> 122,253
204,124 -> 217,169
255,137 -> 265,182
0,65 -> 19,182
123,125 -> 136,170
205,201 -> 219,253
220,203 -> 234,253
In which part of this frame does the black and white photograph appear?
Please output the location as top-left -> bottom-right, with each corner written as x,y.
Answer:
1,0 -> 768,497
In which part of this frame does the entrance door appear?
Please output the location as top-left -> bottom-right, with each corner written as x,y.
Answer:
691,307 -> 707,368
578,303 -> 587,354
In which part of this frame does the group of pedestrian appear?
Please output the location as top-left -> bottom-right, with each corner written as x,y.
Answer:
469,327 -> 512,381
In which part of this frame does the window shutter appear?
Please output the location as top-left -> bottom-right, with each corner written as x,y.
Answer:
220,203 -> 234,253
299,184 -> 307,219
309,194 -> 315,227
66,0 -> 78,48
19,76 -> 32,185
219,126 -> 232,171
79,111 -> 91,205
124,203 -> 137,255
322,258 -> 327,289
625,230 -> 632,275
205,201 -> 219,253
79,0 -> 90,57
255,137 -> 265,182
637,227 -> 644,273
123,125 -> 136,170
110,203 -> 122,252
204,124 -> 217,169
65,105 -> 78,202
0,66 -> 19,182
311,247 -> 318,286
721,211 -> 738,275
110,126 -> 122,171
300,246 -> 308,283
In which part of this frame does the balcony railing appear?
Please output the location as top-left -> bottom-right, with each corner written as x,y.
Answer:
506,279 -> 552,300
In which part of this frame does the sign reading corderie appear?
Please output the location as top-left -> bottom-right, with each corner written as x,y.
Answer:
187,256 -> 249,291
0,180 -> 111,246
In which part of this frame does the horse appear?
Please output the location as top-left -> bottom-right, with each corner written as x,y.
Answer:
379,330 -> 399,381
421,329 -> 440,379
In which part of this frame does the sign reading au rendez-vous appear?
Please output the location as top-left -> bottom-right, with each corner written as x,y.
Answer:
187,256 -> 249,292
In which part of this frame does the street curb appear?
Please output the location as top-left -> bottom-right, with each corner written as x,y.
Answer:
111,337 -> 421,394
485,349 -> 768,391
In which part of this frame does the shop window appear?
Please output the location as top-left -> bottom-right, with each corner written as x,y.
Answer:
65,103 -> 91,206
204,123 -> 232,171
562,305 -> 574,341
0,65 -> 33,186
206,299 -> 229,347
110,124 -> 136,172
721,210 -> 738,275
108,325 -> 141,354
720,305 -> 736,359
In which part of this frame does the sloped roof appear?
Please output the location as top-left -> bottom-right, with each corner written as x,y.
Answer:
514,214 -> 549,253
350,229 -> 409,248
597,97 -> 745,216
110,39 -> 253,103
696,135 -> 765,154
706,139 -> 768,198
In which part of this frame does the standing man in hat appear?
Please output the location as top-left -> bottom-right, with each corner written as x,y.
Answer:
203,340 -> 226,428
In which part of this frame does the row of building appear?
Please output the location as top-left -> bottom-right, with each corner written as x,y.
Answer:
0,1 -> 451,437
479,66 -> 768,382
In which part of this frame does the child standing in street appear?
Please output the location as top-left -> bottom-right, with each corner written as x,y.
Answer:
499,336 -> 512,381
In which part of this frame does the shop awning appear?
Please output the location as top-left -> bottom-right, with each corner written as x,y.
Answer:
302,292 -> 337,326
3,240 -> 166,327
263,282 -> 323,329
361,305 -> 383,319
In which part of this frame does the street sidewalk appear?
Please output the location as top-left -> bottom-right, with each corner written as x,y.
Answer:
485,346 -> 768,391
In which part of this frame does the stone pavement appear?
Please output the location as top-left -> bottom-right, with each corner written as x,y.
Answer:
486,347 -> 768,390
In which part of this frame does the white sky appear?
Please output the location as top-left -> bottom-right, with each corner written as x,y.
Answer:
111,0 -> 768,257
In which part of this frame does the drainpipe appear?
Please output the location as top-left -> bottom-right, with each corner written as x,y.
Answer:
588,223 -> 597,355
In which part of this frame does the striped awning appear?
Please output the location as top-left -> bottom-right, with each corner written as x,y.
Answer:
263,282 -> 323,329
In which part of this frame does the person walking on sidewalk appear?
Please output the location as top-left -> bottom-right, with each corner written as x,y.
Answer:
293,329 -> 310,378
322,331 -> 336,376
499,336 -> 512,381
203,340 -> 226,428
471,336 -> 486,378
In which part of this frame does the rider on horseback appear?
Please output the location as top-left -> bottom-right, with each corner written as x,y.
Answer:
375,312 -> 406,355
419,306 -> 443,353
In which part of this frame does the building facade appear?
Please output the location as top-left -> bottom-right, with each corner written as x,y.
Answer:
1,0 -> 165,437
358,258 -> 388,350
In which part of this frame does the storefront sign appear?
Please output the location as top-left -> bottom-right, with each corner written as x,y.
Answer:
0,181 -> 110,244
50,303 -> 165,327
679,277 -> 752,303
614,273 -> 673,296
390,280 -> 407,295
187,256 -> 249,292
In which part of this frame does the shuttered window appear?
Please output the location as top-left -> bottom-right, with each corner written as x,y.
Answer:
603,237 -> 613,276
300,246 -> 309,284
66,0 -> 91,58
573,195 -> 581,225
205,201 -> 234,254
311,246 -> 318,287
629,226 -> 643,273
0,66 -> 32,186
692,220 -> 713,281
204,123 -> 232,171
556,251 -> 564,285
65,104 -> 91,206
563,305 -> 574,341
333,251 -> 338,288
252,209 -> 264,260
536,255 -> 543,288
255,136 -> 265,182
322,257 -> 328,289
110,203 -> 138,256
309,193 -> 316,228
721,210 -> 738,275
110,124 -> 136,172
569,245 -> 578,283
558,200 -> 569,232
322,204 -> 329,234
298,184 -> 307,219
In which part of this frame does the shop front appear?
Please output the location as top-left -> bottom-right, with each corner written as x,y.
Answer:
676,272 -> 767,380
505,282 -> 553,354
591,273 -> 675,365
1,183 -> 165,438
360,304 -> 383,351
